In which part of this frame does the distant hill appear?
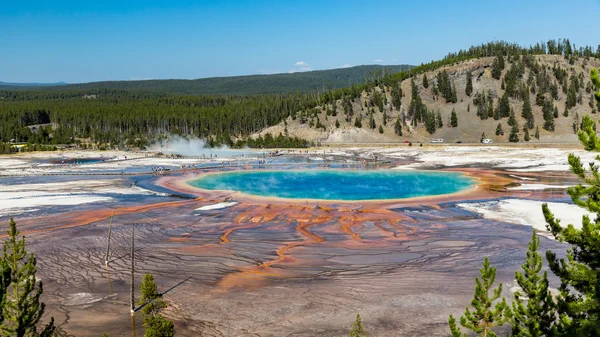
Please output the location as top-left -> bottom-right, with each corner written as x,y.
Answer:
0,82 -> 67,89
5,65 -> 412,95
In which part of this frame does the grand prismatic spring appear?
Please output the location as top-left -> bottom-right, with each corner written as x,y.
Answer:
0,146 -> 590,336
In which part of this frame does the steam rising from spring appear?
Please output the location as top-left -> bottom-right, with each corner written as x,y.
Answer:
149,135 -> 260,158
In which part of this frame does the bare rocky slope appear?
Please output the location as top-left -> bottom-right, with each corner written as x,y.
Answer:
257,54 -> 600,144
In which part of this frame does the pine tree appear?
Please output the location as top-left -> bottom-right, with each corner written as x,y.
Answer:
378,125 -> 384,134
465,71 -> 473,96
139,274 -> 174,337
354,116 -> 362,128
423,73 -> 429,88
495,123 -> 504,136
369,109 -> 376,129
139,274 -> 166,317
383,111 -> 387,126
481,132 -> 486,143
1,218 -> 55,337
511,230 -> 556,337
447,257 -> 511,337
394,118 -> 402,136
509,122 -> 520,142
349,313 -> 368,337
567,79 -> 577,109
507,110 -> 517,126
592,68 -> 600,101
436,111 -> 443,128
425,110 -> 437,134
451,108 -> 458,127
535,126 -> 540,139
143,315 -> 175,337
0,248 -> 9,327
553,106 -> 558,119
563,107 -> 569,117
451,84 -> 458,103
524,128 -> 530,142
335,119 -> 340,128
492,54 -> 505,80
542,99 -> 555,131
497,92 -> 510,118
542,114 -> 600,336
390,82 -> 402,110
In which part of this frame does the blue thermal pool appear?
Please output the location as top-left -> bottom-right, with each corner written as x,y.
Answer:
188,170 -> 476,200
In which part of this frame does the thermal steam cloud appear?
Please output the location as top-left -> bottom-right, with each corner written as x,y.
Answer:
148,135 -> 258,158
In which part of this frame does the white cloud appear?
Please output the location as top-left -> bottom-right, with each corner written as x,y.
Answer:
342,64 -> 351,68
289,61 -> 312,73
374,59 -> 383,63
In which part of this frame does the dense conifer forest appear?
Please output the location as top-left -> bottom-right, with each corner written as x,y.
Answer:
0,65 -> 412,95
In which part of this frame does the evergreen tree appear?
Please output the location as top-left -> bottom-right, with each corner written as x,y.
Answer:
138,274 -> 174,337
535,126 -> 540,140
563,107 -> 569,117
378,125 -> 384,134
495,123 -> 504,136
511,230 -> 556,337
497,92 -> 510,118
1,218 -> 55,337
369,109 -> 376,129
507,110 -> 517,126
383,111 -> 387,126
524,128 -> 530,141
394,118 -> 402,136
143,316 -> 175,337
335,119 -> 340,128
447,257 -> 511,337
349,313 -> 368,337
492,54 -> 505,80
481,132 -> 486,143
436,111 -> 443,128
354,116 -> 362,128
465,71 -> 473,96
542,114 -> 600,336
423,73 -> 429,88
451,84 -> 458,103
390,82 -> 403,110
509,122 -> 520,142
451,108 -> 458,127
542,99 -> 555,131
138,274 -> 166,317
425,110 -> 437,134
553,106 -> 558,119
592,68 -> 600,102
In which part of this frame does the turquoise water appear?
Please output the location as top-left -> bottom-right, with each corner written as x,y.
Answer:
189,170 -> 475,201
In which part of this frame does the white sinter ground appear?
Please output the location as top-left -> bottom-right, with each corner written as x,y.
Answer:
457,199 -> 592,232
0,179 -> 166,214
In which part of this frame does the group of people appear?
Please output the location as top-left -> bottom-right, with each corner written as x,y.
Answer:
151,167 -> 171,175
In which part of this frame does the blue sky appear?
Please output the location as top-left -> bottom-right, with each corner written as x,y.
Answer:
1,0 -> 599,83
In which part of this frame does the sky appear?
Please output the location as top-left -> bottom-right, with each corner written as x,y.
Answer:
1,0 -> 599,83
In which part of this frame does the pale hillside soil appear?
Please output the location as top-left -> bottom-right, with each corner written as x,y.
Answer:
256,55 -> 600,144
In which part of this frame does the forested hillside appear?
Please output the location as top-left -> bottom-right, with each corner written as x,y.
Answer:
1,39 -> 599,152
2,65 -> 411,95
264,39 -> 600,144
